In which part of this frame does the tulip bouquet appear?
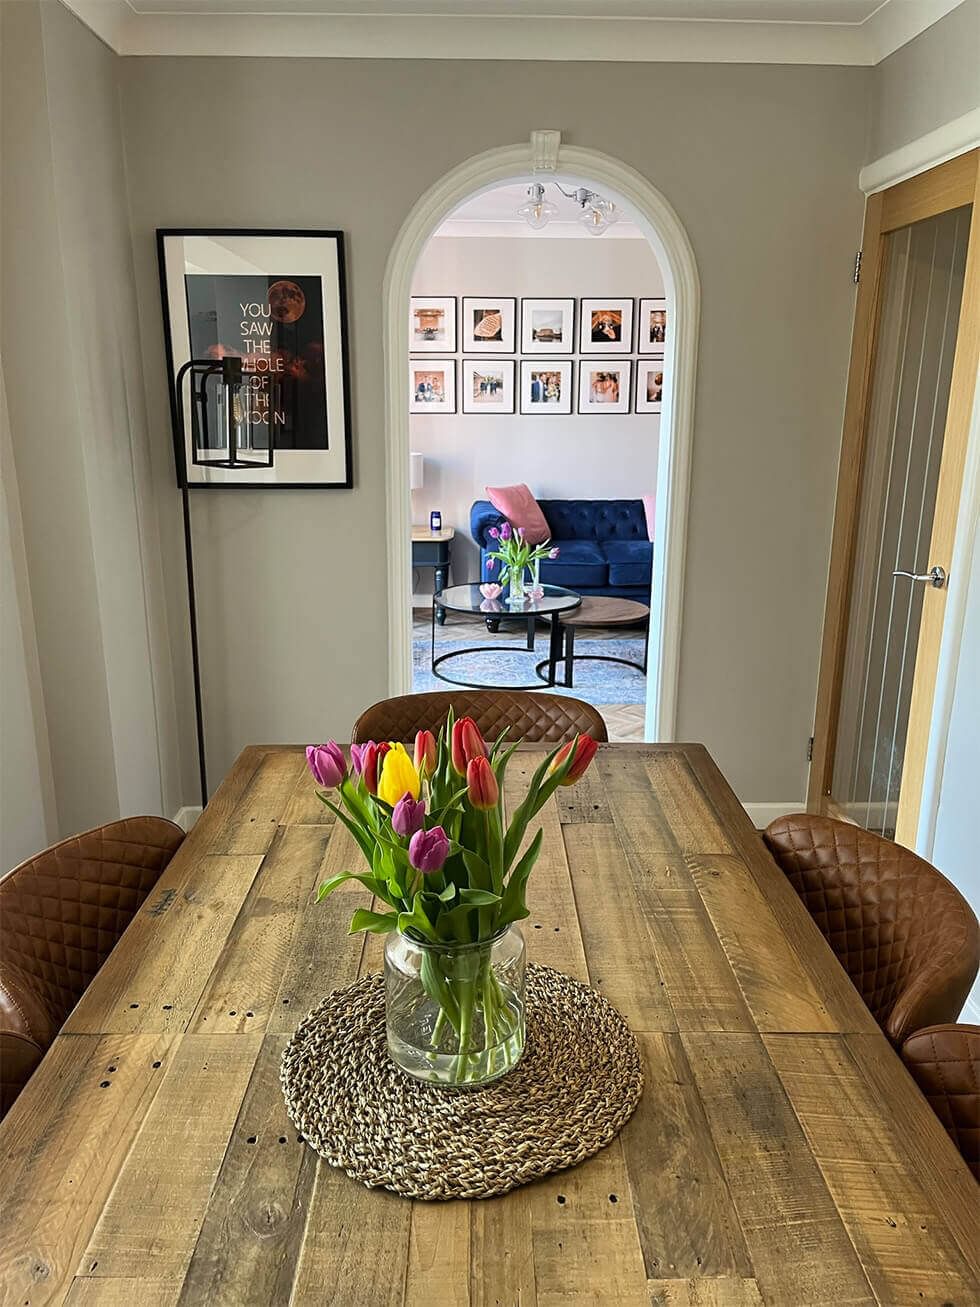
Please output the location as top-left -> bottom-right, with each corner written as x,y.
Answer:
485,519 -> 559,603
306,712 -> 598,1085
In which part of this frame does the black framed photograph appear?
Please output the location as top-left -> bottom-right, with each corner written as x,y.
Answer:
520,298 -> 575,354
409,359 -> 457,414
158,229 -> 352,489
461,297 -> 516,353
519,360 -> 573,414
461,359 -> 515,414
638,297 -> 667,354
410,296 -> 457,352
578,360 -> 632,414
578,297 -> 634,354
635,359 -> 664,413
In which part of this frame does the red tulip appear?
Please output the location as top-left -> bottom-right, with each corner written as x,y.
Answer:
451,716 -> 487,775
466,756 -> 499,810
549,734 -> 599,786
362,741 -> 390,795
414,729 -> 437,777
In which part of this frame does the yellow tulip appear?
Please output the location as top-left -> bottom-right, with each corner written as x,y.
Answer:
377,745 -> 421,805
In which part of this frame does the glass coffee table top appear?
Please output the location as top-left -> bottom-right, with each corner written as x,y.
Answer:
435,583 -> 581,617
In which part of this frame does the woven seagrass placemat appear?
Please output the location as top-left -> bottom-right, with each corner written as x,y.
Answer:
280,963 -> 643,1201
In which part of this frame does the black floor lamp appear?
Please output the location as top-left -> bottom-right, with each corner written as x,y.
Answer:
172,357 -> 277,808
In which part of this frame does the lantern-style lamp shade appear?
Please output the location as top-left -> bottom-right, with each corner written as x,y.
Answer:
410,452 -> 424,492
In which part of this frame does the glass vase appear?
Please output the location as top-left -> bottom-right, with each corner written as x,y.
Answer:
507,567 -> 528,607
384,926 -> 526,1087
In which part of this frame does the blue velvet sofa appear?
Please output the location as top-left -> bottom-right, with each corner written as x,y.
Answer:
470,499 -> 652,600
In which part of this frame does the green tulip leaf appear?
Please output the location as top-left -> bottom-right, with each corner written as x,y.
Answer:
348,908 -> 398,935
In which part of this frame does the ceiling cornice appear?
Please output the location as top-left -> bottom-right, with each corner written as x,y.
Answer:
59,0 -> 967,64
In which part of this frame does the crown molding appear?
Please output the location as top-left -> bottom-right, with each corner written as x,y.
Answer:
58,0 -> 967,64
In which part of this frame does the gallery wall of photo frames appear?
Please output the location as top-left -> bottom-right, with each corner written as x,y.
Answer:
408,296 -> 665,418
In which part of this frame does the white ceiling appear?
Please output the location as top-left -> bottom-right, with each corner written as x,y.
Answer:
62,0 -> 965,62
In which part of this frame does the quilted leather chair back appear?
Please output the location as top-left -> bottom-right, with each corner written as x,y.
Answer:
764,814 -> 979,1046
352,690 -> 608,746
0,816 -> 185,1116
901,1023 -> 980,1180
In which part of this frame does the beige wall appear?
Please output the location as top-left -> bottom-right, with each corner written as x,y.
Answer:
118,56 -> 868,801
869,0 -> 980,161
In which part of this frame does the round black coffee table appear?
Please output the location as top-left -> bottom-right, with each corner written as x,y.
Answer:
432,584 -> 581,689
535,595 -> 650,687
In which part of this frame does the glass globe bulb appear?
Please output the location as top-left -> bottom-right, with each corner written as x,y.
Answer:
579,204 -> 609,235
518,190 -> 559,231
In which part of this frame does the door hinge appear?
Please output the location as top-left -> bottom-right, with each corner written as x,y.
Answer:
807,736 -> 814,762
853,250 -> 863,284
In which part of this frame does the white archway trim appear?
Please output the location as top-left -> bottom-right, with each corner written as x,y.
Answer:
383,135 -> 700,741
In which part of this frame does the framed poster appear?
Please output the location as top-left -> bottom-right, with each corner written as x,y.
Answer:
462,359 -> 516,414
638,297 -> 667,354
520,298 -> 575,354
578,360 -> 632,414
519,361 -> 573,415
461,297 -> 516,353
158,229 -> 352,489
409,359 -> 457,414
410,296 -> 457,352
635,359 -> 664,413
578,298 -> 634,354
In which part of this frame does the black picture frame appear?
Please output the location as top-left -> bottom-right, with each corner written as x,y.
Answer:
519,360 -> 574,415
410,295 -> 457,353
635,358 -> 665,414
519,297 -> 576,355
461,359 -> 516,414
577,359 -> 633,414
461,296 -> 517,353
578,297 -> 635,354
157,227 -> 353,490
409,358 -> 457,414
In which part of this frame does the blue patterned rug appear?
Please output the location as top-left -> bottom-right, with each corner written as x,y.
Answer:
412,635 -> 647,705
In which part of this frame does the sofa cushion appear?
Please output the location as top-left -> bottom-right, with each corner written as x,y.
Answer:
601,539 -> 653,588
486,483 -> 550,545
539,540 -> 608,588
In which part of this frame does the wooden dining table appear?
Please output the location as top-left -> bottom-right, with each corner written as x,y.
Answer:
2,743 -> 977,1306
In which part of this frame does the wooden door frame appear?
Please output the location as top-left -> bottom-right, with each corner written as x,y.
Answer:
808,149 -> 980,832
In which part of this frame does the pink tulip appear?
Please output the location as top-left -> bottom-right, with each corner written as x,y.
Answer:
409,825 -> 450,874
306,742 -> 346,788
451,716 -> 487,775
350,743 -> 367,777
466,756 -> 498,811
548,547 -> 560,559
392,794 -> 426,838
414,729 -> 437,777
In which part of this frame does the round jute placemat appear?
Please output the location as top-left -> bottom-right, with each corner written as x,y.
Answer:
280,963 -> 643,1201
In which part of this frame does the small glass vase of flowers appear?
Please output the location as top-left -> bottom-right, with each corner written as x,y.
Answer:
306,714 -> 598,1087
485,520 -> 559,605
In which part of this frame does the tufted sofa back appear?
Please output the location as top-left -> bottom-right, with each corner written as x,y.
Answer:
470,498 -> 647,547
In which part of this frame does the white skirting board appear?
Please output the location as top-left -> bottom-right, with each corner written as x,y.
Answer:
172,805 -> 202,832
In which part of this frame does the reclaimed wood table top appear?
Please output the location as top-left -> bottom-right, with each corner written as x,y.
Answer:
2,743 -> 977,1307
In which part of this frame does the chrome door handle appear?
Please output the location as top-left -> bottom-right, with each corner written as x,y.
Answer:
892,565 -> 947,588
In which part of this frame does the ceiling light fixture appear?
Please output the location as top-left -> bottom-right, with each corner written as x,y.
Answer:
517,182 -> 619,235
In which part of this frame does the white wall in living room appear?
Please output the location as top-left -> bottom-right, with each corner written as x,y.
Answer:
411,233 -> 663,590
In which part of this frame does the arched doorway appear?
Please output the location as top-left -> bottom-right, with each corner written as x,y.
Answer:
384,132 -> 699,740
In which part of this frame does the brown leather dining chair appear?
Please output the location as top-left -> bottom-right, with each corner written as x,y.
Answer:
764,814 -> 980,1047
900,1023 -> 980,1181
351,689 -> 608,746
0,815 -> 185,1117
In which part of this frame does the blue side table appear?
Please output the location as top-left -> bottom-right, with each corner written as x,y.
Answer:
412,526 -> 454,625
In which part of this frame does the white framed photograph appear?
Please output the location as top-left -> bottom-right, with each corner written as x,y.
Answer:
578,298 -> 634,354
461,297 -> 516,353
409,359 -> 456,414
578,360 -> 632,414
410,296 -> 456,352
635,359 -> 664,413
520,298 -> 575,354
519,361 -> 573,415
638,297 -> 667,354
462,359 -> 515,414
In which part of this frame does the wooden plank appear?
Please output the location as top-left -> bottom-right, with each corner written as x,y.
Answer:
288,1163 -> 410,1307
554,766 -> 614,825
642,754 -> 734,855
177,1034 -> 316,1306
647,1281 -> 763,1307
280,755 -> 337,826
880,147 -> 977,232
405,1202 -> 470,1307
470,1188 -> 537,1307
64,855 -> 265,1035
622,1034 -> 752,1281
0,1034 -> 173,1307
766,1033 -> 979,1303
77,1033 -> 262,1283
844,1032 -> 980,1279
208,747 -> 308,855
688,854 -> 841,1034
266,820 -> 372,1032
682,1033 -> 875,1307
529,1140 -> 649,1307
562,823 -> 674,1032
190,825 -> 332,1034
65,1279 -> 180,1306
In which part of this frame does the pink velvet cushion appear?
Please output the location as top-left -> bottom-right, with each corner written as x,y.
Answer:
642,493 -> 656,541
486,484 -> 550,545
